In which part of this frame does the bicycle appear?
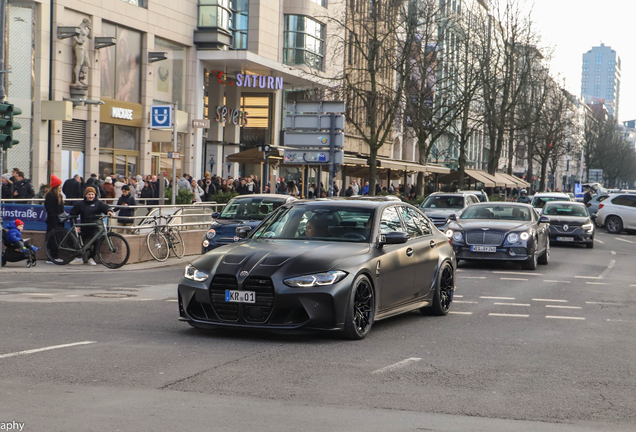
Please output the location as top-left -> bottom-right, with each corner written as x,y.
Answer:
145,215 -> 186,262
44,215 -> 130,269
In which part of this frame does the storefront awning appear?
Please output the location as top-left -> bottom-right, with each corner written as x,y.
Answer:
498,172 -> 529,188
491,172 -> 517,188
464,169 -> 496,188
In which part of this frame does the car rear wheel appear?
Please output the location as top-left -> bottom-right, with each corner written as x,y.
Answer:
606,216 -> 623,234
421,261 -> 453,316
522,247 -> 538,270
343,274 -> 375,340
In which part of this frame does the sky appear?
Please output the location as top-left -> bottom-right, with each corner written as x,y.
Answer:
530,1 -> 636,123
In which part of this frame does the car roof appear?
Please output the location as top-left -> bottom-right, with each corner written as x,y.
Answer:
231,194 -> 293,200
544,201 -> 585,206
469,202 -> 533,208
428,192 -> 476,197
292,197 -> 409,208
533,192 -> 570,197
456,190 -> 485,194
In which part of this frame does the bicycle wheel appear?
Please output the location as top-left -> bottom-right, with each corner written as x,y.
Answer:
146,230 -> 169,261
98,232 -> 130,269
45,228 -> 79,265
168,228 -> 186,258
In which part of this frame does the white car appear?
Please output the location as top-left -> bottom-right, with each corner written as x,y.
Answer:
531,192 -> 571,215
595,194 -> 636,234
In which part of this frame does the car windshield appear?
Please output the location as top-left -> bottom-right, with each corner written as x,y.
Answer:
531,196 -> 569,209
422,196 -> 464,209
252,206 -> 374,242
219,197 -> 287,220
543,204 -> 589,217
460,205 -> 531,221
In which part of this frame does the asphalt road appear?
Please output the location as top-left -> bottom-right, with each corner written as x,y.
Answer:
1,231 -> 636,431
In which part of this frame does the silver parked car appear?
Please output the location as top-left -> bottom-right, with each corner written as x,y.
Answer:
596,194 -> 636,234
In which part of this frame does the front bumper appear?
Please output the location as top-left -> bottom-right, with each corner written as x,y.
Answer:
202,236 -> 240,254
549,231 -> 593,244
453,245 -> 529,261
178,274 -> 352,332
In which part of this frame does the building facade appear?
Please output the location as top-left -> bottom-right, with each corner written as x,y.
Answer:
581,43 -> 621,120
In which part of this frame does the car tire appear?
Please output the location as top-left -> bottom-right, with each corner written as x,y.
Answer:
421,261 -> 453,316
342,274 -> 375,340
522,247 -> 538,270
606,216 -> 623,234
538,240 -> 549,265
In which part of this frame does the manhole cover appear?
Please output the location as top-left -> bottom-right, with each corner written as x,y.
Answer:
85,293 -> 137,299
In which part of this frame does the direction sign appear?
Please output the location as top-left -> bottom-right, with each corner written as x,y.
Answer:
167,151 -> 181,159
284,131 -> 344,148
284,114 -> 344,131
151,105 -> 172,129
284,150 -> 343,165
588,169 -> 603,183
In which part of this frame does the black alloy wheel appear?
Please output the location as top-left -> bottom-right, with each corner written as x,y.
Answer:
522,245 -> 538,270
606,216 -> 623,234
422,261 -> 453,316
343,275 -> 375,340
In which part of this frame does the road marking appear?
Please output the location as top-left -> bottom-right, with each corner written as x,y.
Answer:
586,301 -> 622,306
454,295 -> 463,298
66,295 -> 79,298
493,271 -> 543,276
546,316 -> 585,320
494,302 -> 530,307
575,276 -> 602,279
595,239 -> 605,244
372,358 -> 422,374
533,298 -> 568,303
480,296 -> 515,300
616,238 -> 636,244
500,277 -> 528,281
544,280 -> 571,283
586,282 -> 608,285
459,276 -> 487,279
489,313 -> 529,318
608,260 -> 616,269
453,300 -> 478,304
607,319 -> 636,323
449,311 -> 473,315
166,299 -> 178,302
26,293 -> 55,296
0,341 -> 96,360
545,305 -> 582,309
611,251 -> 616,255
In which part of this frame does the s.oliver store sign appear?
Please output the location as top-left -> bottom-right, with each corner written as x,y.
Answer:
1,204 -> 73,231
210,70 -> 284,90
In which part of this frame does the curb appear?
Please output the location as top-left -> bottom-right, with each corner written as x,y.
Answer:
0,257 -> 190,274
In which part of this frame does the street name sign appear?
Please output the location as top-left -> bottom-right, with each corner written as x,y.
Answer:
192,119 -> 210,129
167,151 -> 181,159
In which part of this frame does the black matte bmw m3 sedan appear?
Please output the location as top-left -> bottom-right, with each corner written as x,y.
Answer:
178,198 -> 456,339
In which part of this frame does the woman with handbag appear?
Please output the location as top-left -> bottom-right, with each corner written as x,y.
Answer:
44,175 -> 66,264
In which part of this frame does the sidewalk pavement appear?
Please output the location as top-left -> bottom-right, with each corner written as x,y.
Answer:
0,256 -> 190,274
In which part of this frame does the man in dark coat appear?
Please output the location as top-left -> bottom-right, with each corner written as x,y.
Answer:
13,171 -> 35,200
69,186 -> 114,265
63,174 -> 83,199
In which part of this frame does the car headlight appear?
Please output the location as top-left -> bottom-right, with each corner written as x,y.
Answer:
184,264 -> 209,282
206,229 -> 216,239
520,232 -> 530,241
452,231 -> 463,242
284,271 -> 348,288
445,229 -> 454,239
507,233 -> 519,243
582,223 -> 594,232
202,239 -> 210,247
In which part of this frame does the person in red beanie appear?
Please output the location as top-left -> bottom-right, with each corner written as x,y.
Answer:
44,174 -> 66,264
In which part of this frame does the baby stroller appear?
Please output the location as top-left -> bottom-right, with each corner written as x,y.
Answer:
2,228 -> 38,267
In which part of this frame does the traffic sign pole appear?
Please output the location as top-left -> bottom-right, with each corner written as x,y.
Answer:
329,113 -> 336,197
172,102 -> 178,205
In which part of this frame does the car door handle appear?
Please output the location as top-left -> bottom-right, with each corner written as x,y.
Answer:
406,248 -> 414,257
430,240 -> 437,248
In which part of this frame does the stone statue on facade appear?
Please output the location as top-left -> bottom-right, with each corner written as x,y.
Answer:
72,18 -> 92,89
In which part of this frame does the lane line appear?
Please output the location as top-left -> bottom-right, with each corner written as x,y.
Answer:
500,278 -> 528,281
493,271 -> 543,276
66,295 -> 79,298
586,301 -> 623,306
575,276 -> 602,279
595,239 -> 605,244
0,341 -> 96,360
372,358 -> 422,374
616,238 -> 636,244
544,280 -> 571,283
533,298 -> 568,303
494,302 -> 530,307
480,296 -> 515,300
611,251 -> 616,255
459,276 -> 487,279
545,305 -> 582,309
489,313 -> 529,318
453,300 -> 478,304
546,316 -> 585,320
454,295 -> 463,298
449,311 -> 473,315
608,260 -> 616,269
607,319 -> 636,323
586,282 -> 608,285
166,299 -> 178,302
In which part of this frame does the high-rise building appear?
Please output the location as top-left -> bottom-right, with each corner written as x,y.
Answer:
581,43 -> 621,119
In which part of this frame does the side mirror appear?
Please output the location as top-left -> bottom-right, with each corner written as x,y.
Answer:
378,231 -> 409,247
235,225 -> 252,239
212,212 -> 220,219
448,214 -> 457,221
539,216 -> 550,224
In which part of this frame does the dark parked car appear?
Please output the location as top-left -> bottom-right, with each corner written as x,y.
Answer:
420,192 -> 481,229
542,202 -> 595,248
202,194 -> 296,253
179,198 -> 456,340
445,202 -> 550,270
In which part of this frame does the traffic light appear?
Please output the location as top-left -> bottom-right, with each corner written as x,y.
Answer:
0,102 -> 20,151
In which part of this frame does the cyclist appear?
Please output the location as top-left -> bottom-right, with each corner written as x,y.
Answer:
69,186 -> 115,266
516,189 -> 531,204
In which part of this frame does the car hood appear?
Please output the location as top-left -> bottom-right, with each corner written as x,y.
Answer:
192,240 -> 372,279
450,219 -> 532,232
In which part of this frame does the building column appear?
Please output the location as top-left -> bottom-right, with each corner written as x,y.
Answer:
85,16 -> 102,178
272,89 -> 283,146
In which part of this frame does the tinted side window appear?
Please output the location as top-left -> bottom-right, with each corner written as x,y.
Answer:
410,208 -> 433,236
399,207 -> 424,238
611,195 -> 636,207
380,206 -> 405,233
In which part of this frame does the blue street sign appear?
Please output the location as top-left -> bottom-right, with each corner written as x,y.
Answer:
150,105 -> 172,129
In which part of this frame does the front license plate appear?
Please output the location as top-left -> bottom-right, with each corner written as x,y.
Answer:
471,246 -> 496,252
556,237 -> 574,242
225,290 -> 256,303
